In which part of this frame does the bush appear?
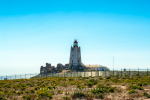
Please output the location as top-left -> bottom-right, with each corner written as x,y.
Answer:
30,84 -> 34,87
21,87 -> 26,91
71,92 -> 86,99
25,91 -> 29,94
22,95 -> 31,100
0,95 -> 6,100
34,86 -> 40,90
62,96 -> 70,100
91,88 -> 107,94
5,84 -> 11,88
30,89 -> 35,93
143,82 -> 148,86
17,91 -> 23,95
137,83 -> 142,86
10,90 -> 16,94
128,89 -> 138,94
143,91 -> 148,96
13,85 -> 18,91
87,79 -> 97,87
147,95 -> 150,98
108,87 -> 115,93
18,83 -> 26,87
94,93 -> 104,99
106,76 -> 111,79
57,90 -> 63,94
128,85 -> 144,90
4,90 -> 8,94
37,90 -> 53,99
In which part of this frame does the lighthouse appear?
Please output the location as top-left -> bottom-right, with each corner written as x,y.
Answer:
69,40 -> 84,70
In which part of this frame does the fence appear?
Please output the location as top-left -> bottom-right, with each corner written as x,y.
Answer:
0,68 -> 150,80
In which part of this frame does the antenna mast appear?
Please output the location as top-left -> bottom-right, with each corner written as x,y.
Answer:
113,56 -> 114,70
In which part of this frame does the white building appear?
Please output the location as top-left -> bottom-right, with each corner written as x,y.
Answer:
85,64 -> 110,71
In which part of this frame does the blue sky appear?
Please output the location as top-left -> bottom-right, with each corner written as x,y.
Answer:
0,0 -> 150,75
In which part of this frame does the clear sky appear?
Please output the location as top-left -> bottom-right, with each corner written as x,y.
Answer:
0,0 -> 150,75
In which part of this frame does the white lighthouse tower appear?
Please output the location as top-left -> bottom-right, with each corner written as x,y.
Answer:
69,40 -> 84,70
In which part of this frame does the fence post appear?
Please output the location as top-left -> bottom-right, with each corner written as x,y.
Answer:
121,68 -> 122,76
129,68 -> 130,76
6,75 -> 7,80
138,68 -> 139,75
15,74 -> 16,79
147,68 -> 148,76
25,74 -> 26,79
1,76 -> 2,80
84,69 -> 85,77
91,70 -> 92,77
63,72 -> 64,77
113,69 -> 114,76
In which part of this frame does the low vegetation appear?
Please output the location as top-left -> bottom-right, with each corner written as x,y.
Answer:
0,75 -> 150,99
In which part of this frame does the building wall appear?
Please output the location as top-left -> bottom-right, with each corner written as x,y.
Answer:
69,46 -> 82,66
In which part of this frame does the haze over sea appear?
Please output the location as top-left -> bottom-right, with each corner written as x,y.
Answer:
0,0 -> 150,75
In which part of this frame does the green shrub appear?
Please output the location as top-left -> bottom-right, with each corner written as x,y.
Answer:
62,96 -> 70,100
87,79 -> 97,87
128,89 -> 138,94
106,76 -> 111,79
94,93 -> 104,99
137,83 -> 142,86
91,88 -> 106,94
108,87 -> 115,93
0,95 -> 6,100
47,86 -> 54,90
34,86 -> 40,90
57,90 -> 63,94
30,84 -> 34,87
87,82 -> 93,88
5,84 -> 11,88
143,82 -> 148,86
30,94 -> 36,99
147,95 -> 150,98
10,90 -> 16,94
71,92 -> 86,99
143,91 -> 148,96
13,85 -> 18,90
25,91 -> 29,94
4,90 -> 8,94
40,84 -> 46,87
17,91 -> 23,95
68,78 -> 73,81
77,84 -> 86,89
128,85 -> 144,90
18,83 -> 26,87
22,95 -> 31,100
21,87 -> 26,91
30,89 -> 35,93
37,90 -> 52,99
